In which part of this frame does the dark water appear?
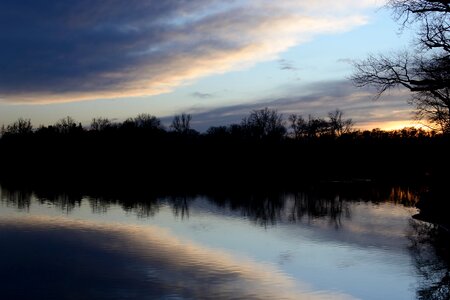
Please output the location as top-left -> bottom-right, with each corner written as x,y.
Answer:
0,184 -> 448,300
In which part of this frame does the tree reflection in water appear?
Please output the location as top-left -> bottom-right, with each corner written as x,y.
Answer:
0,186 -> 33,211
0,183 -> 421,225
169,195 -> 190,219
286,193 -> 349,228
409,220 -> 450,300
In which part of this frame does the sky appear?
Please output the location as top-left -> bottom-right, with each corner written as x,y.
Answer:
0,0 -> 420,131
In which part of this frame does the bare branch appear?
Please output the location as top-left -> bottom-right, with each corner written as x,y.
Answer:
352,1 -> 450,133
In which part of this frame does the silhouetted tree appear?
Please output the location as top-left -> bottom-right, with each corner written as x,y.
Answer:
241,107 -> 286,140
134,113 -> 163,130
305,115 -> 330,138
1,118 -> 33,136
352,0 -> 450,133
55,116 -> 82,134
289,111 -> 354,139
122,114 -> 163,131
289,114 -> 308,139
90,117 -> 113,131
328,109 -> 354,137
206,126 -> 229,139
171,113 -> 193,134
228,124 -> 246,140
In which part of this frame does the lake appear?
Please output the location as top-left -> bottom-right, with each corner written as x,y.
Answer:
0,183 -> 448,299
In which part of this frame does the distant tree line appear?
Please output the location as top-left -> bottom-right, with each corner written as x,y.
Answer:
0,108 -> 442,141
0,107 -> 448,189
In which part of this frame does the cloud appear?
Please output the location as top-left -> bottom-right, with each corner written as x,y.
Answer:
278,59 -> 299,71
191,92 -> 214,99
186,80 -> 414,131
0,0 -> 381,103
336,58 -> 354,64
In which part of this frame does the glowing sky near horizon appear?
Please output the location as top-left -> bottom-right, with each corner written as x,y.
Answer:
0,0 -> 420,130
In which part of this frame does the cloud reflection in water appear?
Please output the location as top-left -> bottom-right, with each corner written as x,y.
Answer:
0,216 -> 355,300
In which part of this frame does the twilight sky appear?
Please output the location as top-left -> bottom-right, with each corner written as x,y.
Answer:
0,0 -> 419,130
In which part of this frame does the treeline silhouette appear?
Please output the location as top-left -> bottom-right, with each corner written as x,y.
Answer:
0,108 -> 448,189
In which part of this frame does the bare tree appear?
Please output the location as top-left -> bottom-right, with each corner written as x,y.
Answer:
305,115 -> 330,138
289,114 -> 328,139
328,109 -> 354,137
351,0 -> 450,133
289,114 -> 308,139
289,110 -> 353,139
90,117 -> 112,131
241,107 -> 286,140
133,113 -> 162,130
1,118 -> 33,136
171,113 -> 192,134
122,114 -> 163,131
55,116 -> 80,134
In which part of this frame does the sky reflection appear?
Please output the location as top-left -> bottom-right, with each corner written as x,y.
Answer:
0,216 -> 354,300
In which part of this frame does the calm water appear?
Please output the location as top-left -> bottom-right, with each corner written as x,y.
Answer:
0,184 -> 448,300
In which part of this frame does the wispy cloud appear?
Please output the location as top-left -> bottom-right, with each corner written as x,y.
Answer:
191,92 -> 214,99
0,1 -> 381,103
336,58 -> 354,64
278,59 -> 299,71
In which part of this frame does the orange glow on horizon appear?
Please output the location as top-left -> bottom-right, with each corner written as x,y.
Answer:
357,120 -> 432,132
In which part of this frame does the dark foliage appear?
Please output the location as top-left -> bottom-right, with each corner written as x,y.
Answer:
0,109 -> 448,189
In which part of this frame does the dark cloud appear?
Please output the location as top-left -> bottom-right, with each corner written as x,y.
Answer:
278,59 -> 298,71
0,0 -> 211,99
0,0 -> 376,103
191,92 -> 214,99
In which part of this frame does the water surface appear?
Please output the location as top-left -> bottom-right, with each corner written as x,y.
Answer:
0,184 -> 448,299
